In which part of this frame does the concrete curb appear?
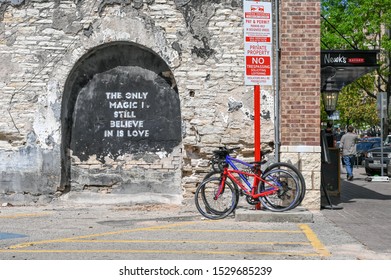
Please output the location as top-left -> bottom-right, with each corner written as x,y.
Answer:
234,207 -> 314,223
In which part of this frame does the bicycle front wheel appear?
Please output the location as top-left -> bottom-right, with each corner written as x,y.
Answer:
195,177 -> 238,220
202,170 -> 240,199
257,168 -> 300,212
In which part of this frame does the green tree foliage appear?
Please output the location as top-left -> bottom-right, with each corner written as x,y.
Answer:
322,0 -> 391,51
321,80 -> 379,129
321,0 -> 391,130
337,83 -> 379,129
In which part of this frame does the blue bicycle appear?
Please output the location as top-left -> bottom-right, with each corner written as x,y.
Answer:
195,147 -> 306,219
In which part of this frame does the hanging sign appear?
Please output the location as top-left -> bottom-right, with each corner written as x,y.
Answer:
244,1 -> 273,85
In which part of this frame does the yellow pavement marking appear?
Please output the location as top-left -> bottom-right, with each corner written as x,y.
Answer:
9,221 -> 201,249
14,239 -> 310,245
3,221 -> 329,258
299,224 -> 331,257
0,249 -> 321,257
0,213 -> 51,219
165,229 -> 302,233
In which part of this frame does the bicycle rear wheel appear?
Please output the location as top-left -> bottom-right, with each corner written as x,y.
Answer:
263,162 -> 306,207
257,168 -> 300,212
195,177 -> 238,220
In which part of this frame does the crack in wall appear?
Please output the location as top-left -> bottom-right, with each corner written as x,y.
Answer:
174,0 -> 219,59
174,0 -> 242,59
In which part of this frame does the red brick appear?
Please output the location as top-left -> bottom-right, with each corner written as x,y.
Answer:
280,0 -> 320,146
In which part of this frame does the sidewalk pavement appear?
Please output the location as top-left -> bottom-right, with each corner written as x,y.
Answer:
233,165 -> 391,258
321,166 -> 391,257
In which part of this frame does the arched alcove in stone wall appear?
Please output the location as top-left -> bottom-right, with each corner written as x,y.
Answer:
61,41 -> 182,203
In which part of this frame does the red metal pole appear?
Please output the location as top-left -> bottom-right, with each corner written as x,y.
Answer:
254,85 -> 261,161
254,85 -> 262,210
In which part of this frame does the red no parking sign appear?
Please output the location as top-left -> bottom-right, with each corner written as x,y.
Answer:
246,55 -> 271,76
244,1 -> 273,85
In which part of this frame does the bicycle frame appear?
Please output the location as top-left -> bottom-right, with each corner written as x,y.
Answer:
217,155 -> 279,199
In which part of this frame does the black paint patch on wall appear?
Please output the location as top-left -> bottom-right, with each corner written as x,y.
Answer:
61,41 -> 178,190
71,66 -> 181,162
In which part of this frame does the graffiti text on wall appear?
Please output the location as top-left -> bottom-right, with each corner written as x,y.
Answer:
104,91 -> 150,139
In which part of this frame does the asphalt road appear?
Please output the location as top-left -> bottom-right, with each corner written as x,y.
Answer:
2,167 -> 390,280
1,188 -> 389,261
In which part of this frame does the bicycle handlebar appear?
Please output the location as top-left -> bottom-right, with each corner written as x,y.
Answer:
212,146 -> 240,156
210,147 -> 272,172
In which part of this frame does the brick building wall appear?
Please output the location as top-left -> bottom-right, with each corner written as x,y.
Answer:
279,0 -> 321,207
0,0 -> 321,209
280,0 -> 320,146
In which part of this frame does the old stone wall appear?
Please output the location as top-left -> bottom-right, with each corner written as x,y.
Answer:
0,0 -> 320,209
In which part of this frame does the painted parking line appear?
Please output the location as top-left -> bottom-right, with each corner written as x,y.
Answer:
8,221 -> 201,249
0,212 -> 48,241
1,221 -> 330,257
0,212 -> 51,219
299,224 -> 331,257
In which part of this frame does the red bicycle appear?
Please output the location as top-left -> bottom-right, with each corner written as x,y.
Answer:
195,147 -> 303,219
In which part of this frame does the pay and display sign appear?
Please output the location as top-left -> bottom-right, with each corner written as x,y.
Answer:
244,1 -> 273,86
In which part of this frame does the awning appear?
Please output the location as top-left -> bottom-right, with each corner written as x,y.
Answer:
321,50 -> 379,92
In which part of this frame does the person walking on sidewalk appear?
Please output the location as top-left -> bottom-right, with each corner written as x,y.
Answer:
340,125 -> 358,181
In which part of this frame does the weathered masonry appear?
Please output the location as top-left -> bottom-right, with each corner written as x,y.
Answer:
0,0 -> 320,208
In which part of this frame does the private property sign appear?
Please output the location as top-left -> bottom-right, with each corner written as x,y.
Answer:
244,1 -> 273,85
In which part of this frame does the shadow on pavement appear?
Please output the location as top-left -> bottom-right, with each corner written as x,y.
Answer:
328,182 -> 391,207
321,168 -> 391,256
